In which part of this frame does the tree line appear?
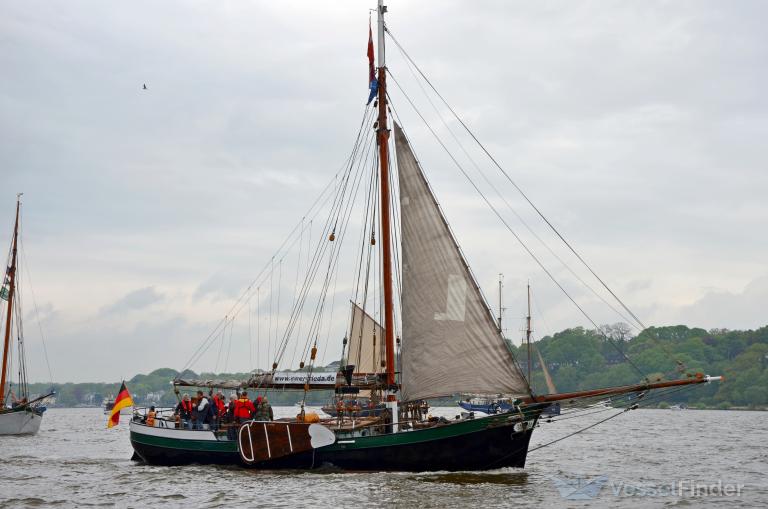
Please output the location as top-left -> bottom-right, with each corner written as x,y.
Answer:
27,324 -> 768,409
509,324 -> 768,409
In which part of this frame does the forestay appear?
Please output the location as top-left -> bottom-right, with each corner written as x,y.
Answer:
395,124 -> 530,401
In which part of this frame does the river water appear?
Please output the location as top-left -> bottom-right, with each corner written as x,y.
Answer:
0,407 -> 765,508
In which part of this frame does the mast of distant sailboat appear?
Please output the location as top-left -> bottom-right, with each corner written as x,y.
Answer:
0,195 -> 20,407
525,283 -> 532,383
497,274 -> 503,334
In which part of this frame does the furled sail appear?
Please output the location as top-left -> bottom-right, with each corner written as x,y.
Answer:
536,346 -> 558,394
346,301 -> 385,374
395,124 -> 530,401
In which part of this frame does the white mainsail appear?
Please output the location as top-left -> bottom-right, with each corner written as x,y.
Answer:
346,301 -> 385,374
395,124 -> 530,401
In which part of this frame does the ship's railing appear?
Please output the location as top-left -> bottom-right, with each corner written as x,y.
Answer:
326,408 -> 507,437
132,405 -> 184,429
131,405 -> 242,435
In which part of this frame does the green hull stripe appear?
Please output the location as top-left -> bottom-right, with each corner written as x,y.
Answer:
323,413 -> 522,451
131,432 -> 238,453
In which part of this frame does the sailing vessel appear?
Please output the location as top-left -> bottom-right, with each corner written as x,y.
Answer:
458,285 -> 559,416
0,196 -> 52,435
129,1 -> 721,469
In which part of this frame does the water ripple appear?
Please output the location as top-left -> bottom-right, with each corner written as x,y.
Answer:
0,407 -> 765,508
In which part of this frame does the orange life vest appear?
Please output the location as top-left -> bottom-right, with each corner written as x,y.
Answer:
234,397 -> 255,419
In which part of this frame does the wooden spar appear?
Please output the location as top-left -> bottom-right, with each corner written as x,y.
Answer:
376,0 -> 396,391
0,197 -> 20,408
522,373 -> 723,404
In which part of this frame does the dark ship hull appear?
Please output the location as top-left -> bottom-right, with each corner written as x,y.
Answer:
130,410 -> 539,471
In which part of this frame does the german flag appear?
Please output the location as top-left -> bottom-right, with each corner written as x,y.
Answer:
106,381 -> 134,428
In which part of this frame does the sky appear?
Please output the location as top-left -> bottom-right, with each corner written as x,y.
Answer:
1,1 -> 766,382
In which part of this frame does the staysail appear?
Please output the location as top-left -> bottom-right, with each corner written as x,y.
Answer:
395,124 -> 530,401
535,346 -> 558,394
346,301 -> 385,373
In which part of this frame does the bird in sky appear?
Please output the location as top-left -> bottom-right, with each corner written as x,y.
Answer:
142,83 -> 148,90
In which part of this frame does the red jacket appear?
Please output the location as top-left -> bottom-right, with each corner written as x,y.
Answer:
177,399 -> 193,418
213,396 -> 226,415
234,397 -> 255,419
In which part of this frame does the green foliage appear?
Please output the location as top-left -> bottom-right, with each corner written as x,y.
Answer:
528,324 -> 768,409
27,325 -> 768,409
28,365 -> 339,407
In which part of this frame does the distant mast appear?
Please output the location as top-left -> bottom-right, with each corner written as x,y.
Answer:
497,274 -> 503,335
0,196 -> 20,407
525,283 -> 532,383
376,0 -> 396,392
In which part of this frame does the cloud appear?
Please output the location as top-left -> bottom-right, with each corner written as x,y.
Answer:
194,271 -> 247,302
101,287 -> 165,315
625,279 -> 652,293
675,276 -> 768,330
1,1 -> 766,381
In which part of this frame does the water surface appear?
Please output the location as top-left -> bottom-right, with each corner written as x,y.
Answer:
1,407 -> 765,508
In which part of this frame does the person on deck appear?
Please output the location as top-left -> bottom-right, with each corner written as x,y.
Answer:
225,395 -> 236,423
225,394 -> 238,440
213,392 -> 226,417
175,393 -> 193,429
253,395 -> 263,420
254,396 -> 273,421
196,391 -> 211,430
234,391 -> 255,424
146,406 -> 156,427
261,397 -> 274,421
190,395 -> 200,429
211,391 -> 225,430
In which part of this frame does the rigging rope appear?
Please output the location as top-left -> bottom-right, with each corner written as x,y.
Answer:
485,383 -> 700,469
391,41 -> 640,331
529,383 -> 700,451
180,105 -> 376,373
386,81 -> 646,380
19,235 -> 54,385
385,28 -> 688,373
273,121 -> 376,373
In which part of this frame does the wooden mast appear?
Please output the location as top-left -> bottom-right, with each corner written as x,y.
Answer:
0,196 -> 21,408
376,0 -> 396,391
